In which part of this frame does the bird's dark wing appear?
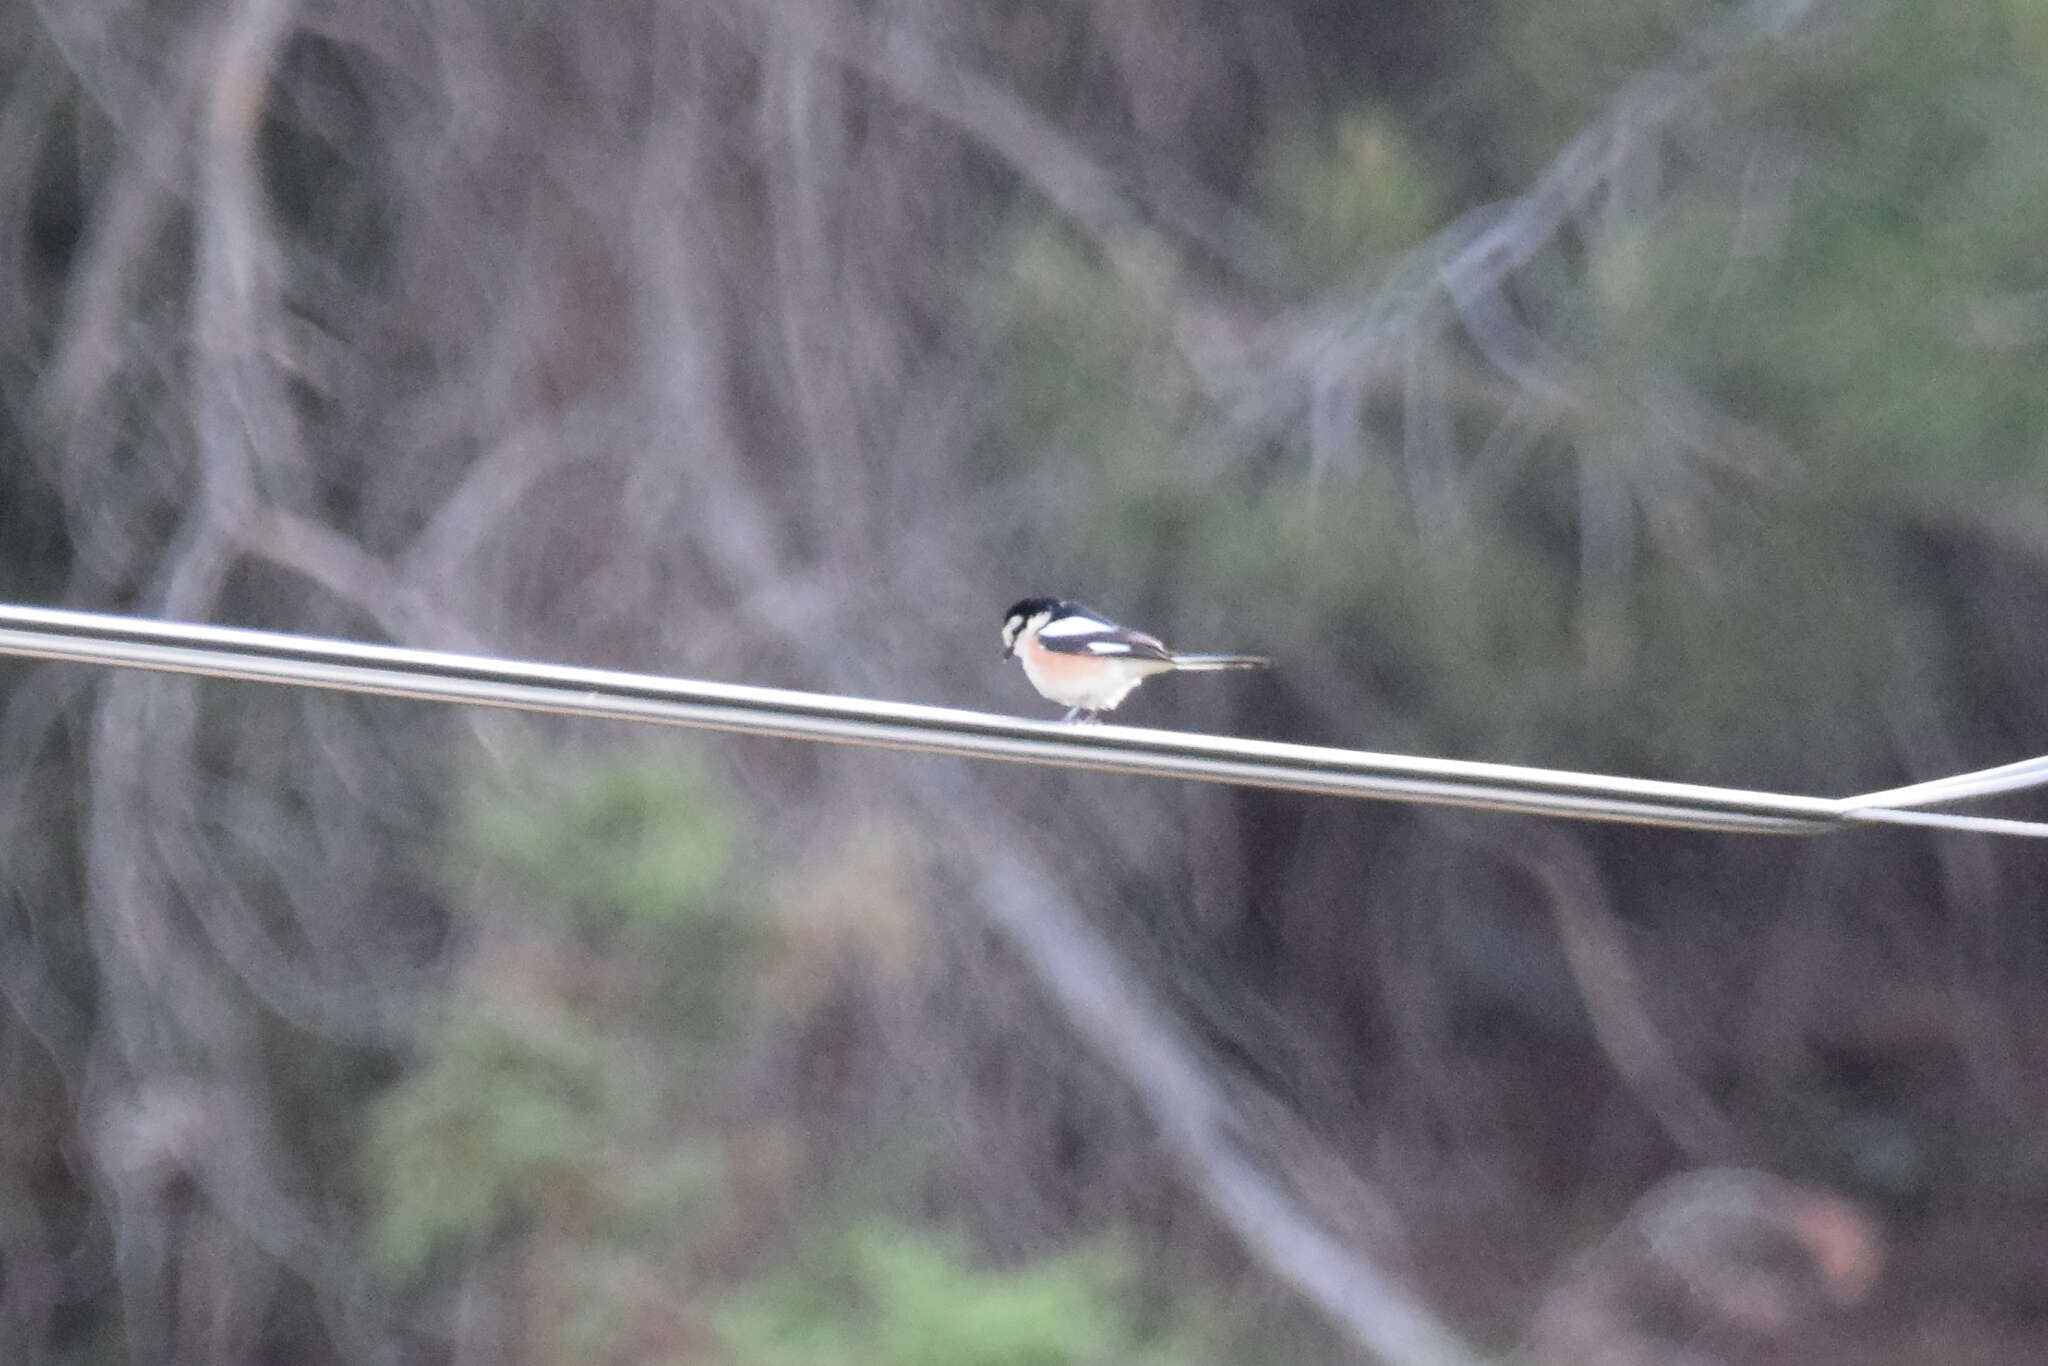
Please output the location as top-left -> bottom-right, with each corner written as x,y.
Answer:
1035,617 -> 1175,663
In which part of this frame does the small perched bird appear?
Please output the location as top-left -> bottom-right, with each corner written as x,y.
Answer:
1000,597 -> 1268,721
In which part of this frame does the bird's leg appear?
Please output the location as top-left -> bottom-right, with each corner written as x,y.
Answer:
1059,707 -> 1101,724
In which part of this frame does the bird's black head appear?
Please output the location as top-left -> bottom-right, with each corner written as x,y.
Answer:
1001,597 -> 1064,658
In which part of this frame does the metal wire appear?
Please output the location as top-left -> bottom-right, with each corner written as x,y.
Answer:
1,602 -> 2044,838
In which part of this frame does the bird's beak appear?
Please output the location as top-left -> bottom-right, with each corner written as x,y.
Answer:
1001,644 -> 1014,660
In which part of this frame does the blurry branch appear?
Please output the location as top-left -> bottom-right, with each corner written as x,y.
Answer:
1877,663 -> 2002,916
39,15 -> 195,436
672,0 -> 1826,607
0,663 -> 96,1081
78,0 -> 304,1052
930,776 -> 1483,1366
186,0 -> 299,542
1130,143 -> 1305,292
1430,0 -> 1822,337
30,0 -> 188,159
72,3 -> 404,1359
1870,675 -> 2029,1110
727,0 -> 1255,292
1435,817 -> 1745,1165
0,40 -> 65,380
244,504 -> 534,764
96,1077 -> 402,1366
397,428 -> 570,586
628,117 -> 803,604
121,0 -> 301,1042
761,37 -> 876,568
245,505 -> 484,650
1195,0 -> 1825,536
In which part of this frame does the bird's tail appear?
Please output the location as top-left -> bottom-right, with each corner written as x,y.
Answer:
1166,652 -> 1269,671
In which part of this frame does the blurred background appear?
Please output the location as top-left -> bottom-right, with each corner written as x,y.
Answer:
3,0 -> 2048,1361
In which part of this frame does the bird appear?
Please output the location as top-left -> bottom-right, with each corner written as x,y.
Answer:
999,597 -> 1268,722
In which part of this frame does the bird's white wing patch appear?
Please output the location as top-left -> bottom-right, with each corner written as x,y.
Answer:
1039,614 -> 1117,638
1085,640 -> 1135,654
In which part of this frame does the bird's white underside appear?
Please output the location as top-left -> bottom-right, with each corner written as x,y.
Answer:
1017,637 -> 1171,711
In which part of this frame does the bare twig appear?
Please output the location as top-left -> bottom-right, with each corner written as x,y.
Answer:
907,761 -> 1483,1366
1435,817 -> 1745,1164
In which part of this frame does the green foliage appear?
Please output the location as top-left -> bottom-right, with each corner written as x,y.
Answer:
720,1226 -> 1150,1366
990,225 -> 1188,483
2005,0 -> 2048,74
1616,524 -> 1907,778
1267,112 -> 1443,279
373,750 -> 1272,1365
1454,0 -> 1691,180
458,750 -> 739,932
1567,0 -> 2048,496
368,746 -> 747,1276
367,1000 -> 619,1273
977,0 -> 2048,787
